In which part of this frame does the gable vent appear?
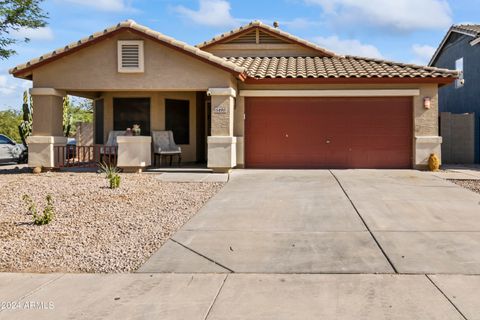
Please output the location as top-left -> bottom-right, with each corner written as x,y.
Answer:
118,40 -> 144,73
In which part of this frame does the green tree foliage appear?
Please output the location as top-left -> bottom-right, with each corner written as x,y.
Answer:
63,97 -> 93,137
18,89 -> 32,146
0,92 -> 93,145
0,108 -> 21,142
0,0 -> 48,59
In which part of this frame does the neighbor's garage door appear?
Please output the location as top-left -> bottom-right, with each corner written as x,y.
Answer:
245,97 -> 413,169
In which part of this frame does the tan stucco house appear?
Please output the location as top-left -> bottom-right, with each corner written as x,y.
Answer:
9,20 -> 457,171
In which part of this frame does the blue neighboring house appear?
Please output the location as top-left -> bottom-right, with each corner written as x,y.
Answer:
430,24 -> 480,163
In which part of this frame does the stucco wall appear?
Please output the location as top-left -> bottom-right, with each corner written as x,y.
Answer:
101,91 -> 198,162
31,95 -> 64,136
31,30 -> 235,91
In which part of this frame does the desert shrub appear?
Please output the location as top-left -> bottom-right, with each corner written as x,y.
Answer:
99,162 -> 121,189
22,194 -> 55,225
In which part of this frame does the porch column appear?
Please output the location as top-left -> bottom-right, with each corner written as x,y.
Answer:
207,88 -> 237,173
27,88 -> 68,169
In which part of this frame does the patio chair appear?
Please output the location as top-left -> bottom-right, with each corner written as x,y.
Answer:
100,130 -> 124,163
152,130 -> 182,166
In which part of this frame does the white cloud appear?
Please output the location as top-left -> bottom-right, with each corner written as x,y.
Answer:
64,0 -> 133,12
305,0 -> 452,32
313,35 -> 383,58
11,27 -> 54,41
0,72 -> 31,109
0,75 -> 16,95
174,0 -> 238,27
411,44 -> 436,64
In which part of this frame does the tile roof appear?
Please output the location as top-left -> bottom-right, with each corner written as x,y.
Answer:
452,24 -> 480,37
9,20 -> 246,77
196,20 -> 338,57
10,19 -> 457,82
226,56 -> 458,79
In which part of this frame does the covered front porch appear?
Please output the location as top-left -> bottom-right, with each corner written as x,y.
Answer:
28,87 -> 240,173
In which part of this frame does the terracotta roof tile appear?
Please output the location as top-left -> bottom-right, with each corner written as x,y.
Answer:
225,56 -> 458,79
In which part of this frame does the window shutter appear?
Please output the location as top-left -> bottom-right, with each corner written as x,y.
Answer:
118,40 -> 144,73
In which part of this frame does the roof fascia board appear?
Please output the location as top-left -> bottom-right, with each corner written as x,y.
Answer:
429,27 -> 477,66
239,89 -> 421,97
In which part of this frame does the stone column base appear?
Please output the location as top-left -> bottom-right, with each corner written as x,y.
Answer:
208,136 -> 237,170
27,136 -> 68,169
414,136 -> 442,169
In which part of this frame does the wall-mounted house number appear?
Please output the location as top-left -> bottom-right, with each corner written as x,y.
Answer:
214,106 -> 227,114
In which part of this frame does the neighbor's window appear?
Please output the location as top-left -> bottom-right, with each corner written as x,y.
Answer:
455,57 -> 464,88
165,99 -> 190,145
117,40 -> 144,73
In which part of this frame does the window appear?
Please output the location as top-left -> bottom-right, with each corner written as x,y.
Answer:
455,57 -> 464,88
0,135 -> 12,144
117,40 -> 144,73
113,98 -> 150,135
165,99 -> 190,145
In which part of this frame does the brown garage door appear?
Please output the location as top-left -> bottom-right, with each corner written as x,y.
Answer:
245,97 -> 413,169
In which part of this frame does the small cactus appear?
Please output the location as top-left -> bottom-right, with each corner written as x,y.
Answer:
428,153 -> 440,171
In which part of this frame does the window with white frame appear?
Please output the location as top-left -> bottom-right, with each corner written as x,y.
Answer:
117,40 -> 144,73
455,57 -> 464,88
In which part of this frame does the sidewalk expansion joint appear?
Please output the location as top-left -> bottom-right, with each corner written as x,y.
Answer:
203,274 -> 228,320
170,238 -> 234,273
425,275 -> 468,320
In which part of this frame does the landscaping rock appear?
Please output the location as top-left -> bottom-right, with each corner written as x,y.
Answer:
450,179 -> 480,194
0,172 -> 223,273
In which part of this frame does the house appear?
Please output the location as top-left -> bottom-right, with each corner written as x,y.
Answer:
9,20 -> 457,171
429,24 -> 480,164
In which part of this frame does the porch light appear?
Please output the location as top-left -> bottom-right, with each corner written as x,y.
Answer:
423,97 -> 432,109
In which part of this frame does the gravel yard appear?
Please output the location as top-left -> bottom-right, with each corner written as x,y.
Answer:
449,179 -> 480,194
0,172 -> 224,273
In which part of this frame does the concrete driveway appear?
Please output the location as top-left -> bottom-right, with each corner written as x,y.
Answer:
139,169 -> 480,274
4,169 -> 480,320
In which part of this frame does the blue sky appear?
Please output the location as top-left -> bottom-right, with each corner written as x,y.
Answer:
1,0 -> 479,110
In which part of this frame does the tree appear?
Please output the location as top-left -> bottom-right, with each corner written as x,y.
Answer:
63,97 -> 93,137
18,89 -> 32,146
0,108 -> 22,142
0,0 -> 48,59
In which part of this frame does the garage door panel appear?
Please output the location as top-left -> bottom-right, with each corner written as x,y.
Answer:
245,97 -> 412,169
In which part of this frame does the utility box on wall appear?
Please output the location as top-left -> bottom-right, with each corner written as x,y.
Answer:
440,112 -> 476,164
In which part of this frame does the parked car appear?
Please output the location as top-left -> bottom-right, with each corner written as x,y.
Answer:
0,134 -> 27,164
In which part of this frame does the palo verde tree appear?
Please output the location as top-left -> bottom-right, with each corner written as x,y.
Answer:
0,0 -> 48,59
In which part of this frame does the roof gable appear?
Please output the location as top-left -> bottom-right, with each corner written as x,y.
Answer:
10,20 -> 246,80
215,28 -> 292,45
429,24 -> 480,66
197,21 -> 337,58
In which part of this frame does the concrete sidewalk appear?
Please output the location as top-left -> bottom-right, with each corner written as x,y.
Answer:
1,273 -> 477,320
